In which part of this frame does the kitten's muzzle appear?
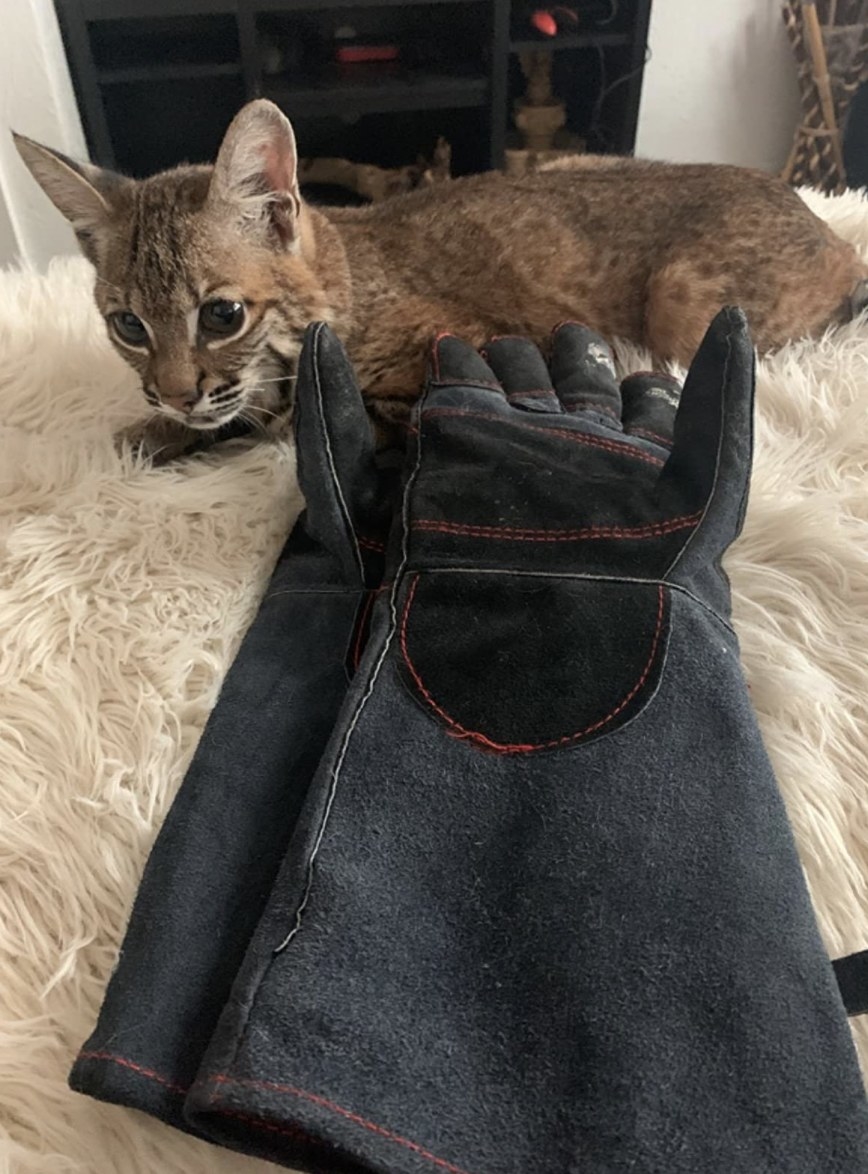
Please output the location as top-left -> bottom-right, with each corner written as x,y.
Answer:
161,388 -> 203,414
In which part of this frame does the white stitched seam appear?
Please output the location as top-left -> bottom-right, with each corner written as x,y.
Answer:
410,565 -> 737,637
664,325 -> 733,579
272,393 -> 427,953
311,322 -> 365,584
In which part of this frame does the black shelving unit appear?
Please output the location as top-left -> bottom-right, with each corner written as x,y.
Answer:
55,0 -> 652,183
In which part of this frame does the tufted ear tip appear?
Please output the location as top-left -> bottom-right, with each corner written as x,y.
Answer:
209,99 -> 301,249
12,132 -> 121,233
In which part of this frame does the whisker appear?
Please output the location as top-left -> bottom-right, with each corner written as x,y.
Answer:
247,403 -> 282,421
93,276 -> 124,297
237,409 -> 268,433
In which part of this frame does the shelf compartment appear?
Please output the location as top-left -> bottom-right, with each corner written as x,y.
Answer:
103,74 -> 246,176
257,2 -> 490,85
88,14 -> 239,73
265,71 -> 488,118
98,62 -> 242,84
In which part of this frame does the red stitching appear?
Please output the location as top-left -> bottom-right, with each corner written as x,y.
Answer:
412,513 -> 700,543
357,535 -> 385,553
431,331 -> 461,381
431,378 -> 505,393
562,401 -> 619,417
399,576 -> 667,754
630,427 -> 672,447
505,389 -> 557,400
422,408 -> 664,467
211,1105 -> 317,1144
208,1075 -> 473,1174
353,591 -> 376,670
76,1050 -> 187,1097
74,1051 -> 473,1174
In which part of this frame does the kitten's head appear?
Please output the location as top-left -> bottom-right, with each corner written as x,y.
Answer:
13,100 -> 337,431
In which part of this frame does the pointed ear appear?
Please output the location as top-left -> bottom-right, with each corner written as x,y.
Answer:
207,100 -> 301,249
12,132 -> 121,238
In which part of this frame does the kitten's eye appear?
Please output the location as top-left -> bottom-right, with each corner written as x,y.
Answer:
199,299 -> 245,337
110,311 -> 148,347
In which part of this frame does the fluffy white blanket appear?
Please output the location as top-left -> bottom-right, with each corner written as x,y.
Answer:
1,188 -> 867,1172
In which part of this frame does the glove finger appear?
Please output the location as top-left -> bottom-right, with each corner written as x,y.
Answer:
620,372 -> 682,449
657,307 -> 755,566
293,322 -> 384,584
430,332 -> 504,396
550,322 -> 623,429
481,336 -> 562,414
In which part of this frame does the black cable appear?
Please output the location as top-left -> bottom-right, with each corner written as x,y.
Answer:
589,44 -> 652,152
597,0 -> 619,27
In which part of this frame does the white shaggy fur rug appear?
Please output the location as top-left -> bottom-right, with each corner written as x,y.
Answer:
2,188 -> 868,1173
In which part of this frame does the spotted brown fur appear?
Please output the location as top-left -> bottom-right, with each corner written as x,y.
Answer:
14,102 -> 867,462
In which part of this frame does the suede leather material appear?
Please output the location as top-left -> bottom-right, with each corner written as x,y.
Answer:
187,589 -> 868,1173
181,313 -> 868,1171
396,572 -> 671,750
406,322 -> 752,595
69,323 -> 390,1133
619,372 -> 683,439
69,538 -> 361,1131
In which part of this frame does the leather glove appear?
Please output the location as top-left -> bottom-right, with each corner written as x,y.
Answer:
183,309 -> 868,1174
69,323 -> 395,1134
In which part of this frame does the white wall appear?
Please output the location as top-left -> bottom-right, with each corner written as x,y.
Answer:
636,0 -> 801,172
0,0 -> 87,268
0,189 -> 18,264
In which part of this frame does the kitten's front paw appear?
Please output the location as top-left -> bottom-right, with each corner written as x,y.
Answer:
114,417 -> 202,465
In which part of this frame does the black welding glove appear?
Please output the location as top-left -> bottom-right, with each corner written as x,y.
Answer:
182,310 -> 868,1173
69,323 -> 395,1133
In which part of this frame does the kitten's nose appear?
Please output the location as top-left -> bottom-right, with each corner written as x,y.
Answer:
162,389 -> 202,414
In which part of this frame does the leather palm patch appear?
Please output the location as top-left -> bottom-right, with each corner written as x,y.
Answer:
397,572 -> 671,753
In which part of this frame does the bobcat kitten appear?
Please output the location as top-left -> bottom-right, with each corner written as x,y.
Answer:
14,99 -> 868,461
